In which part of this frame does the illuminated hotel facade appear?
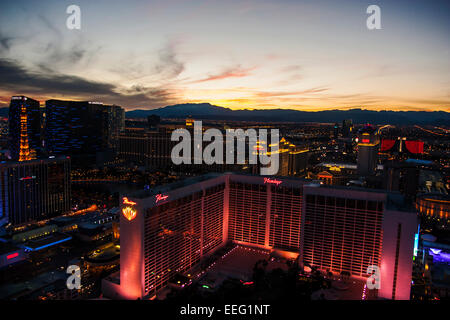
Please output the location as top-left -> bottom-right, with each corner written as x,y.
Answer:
357,125 -> 380,176
0,157 -> 71,226
104,173 -> 417,300
45,100 -> 124,158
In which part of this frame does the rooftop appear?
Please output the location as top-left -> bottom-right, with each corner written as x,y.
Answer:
128,173 -> 415,213
0,269 -> 67,299
22,233 -> 72,251
386,193 -> 416,212
0,242 -> 20,255
130,172 -> 223,199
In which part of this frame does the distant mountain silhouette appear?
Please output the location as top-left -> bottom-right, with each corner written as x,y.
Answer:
1,104 -> 448,125
125,103 -> 450,125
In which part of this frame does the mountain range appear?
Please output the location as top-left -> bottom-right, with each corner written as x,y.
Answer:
0,103 -> 448,125
125,103 -> 450,125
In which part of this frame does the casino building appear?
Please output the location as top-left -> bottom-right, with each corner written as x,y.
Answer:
103,173 -> 417,300
0,157 -> 71,226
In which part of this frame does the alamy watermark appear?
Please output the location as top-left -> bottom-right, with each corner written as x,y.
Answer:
170,121 -> 280,175
66,265 -> 81,290
64,4 -> 380,31
366,265 -> 381,289
366,5 -> 381,30
66,5 -> 81,30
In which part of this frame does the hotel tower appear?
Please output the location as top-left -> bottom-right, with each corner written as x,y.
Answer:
103,173 -> 417,300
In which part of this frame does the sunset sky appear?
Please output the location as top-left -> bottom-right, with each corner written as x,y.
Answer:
0,0 -> 449,111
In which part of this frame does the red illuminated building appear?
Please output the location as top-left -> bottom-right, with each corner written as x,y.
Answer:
103,173 -> 417,300
380,138 -> 424,155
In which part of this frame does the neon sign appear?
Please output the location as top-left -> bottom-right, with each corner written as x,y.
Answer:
264,178 -> 282,186
122,197 -> 138,220
19,176 -> 36,181
123,197 -> 137,206
430,248 -> 441,255
6,252 -> 19,260
122,206 -> 137,221
361,139 -> 370,143
413,224 -> 420,257
156,194 -> 169,203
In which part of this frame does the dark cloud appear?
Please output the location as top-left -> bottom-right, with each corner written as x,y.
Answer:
0,32 -> 13,52
0,13 -> 182,109
40,43 -> 89,70
125,84 -> 148,94
153,40 -> 185,79
35,14 -> 96,71
0,58 -> 177,109
0,58 -> 115,95
0,15 -> 179,109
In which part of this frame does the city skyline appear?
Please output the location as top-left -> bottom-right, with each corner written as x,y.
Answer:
1,0 -> 449,305
0,0 -> 449,112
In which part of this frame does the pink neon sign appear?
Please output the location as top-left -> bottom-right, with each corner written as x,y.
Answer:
264,178 -> 282,186
156,194 -> 169,203
7,252 -> 19,260
19,176 -> 36,181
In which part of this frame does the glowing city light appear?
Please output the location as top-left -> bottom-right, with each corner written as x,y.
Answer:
413,224 -> 420,257
123,197 -> 137,206
430,248 -> 442,255
156,194 -> 169,203
122,206 -> 137,221
19,176 -> 36,181
18,104 -> 32,162
6,252 -> 19,260
263,177 -> 282,186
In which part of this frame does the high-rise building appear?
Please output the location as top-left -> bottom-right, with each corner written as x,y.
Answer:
357,124 -> 380,176
45,100 -> 103,156
147,115 -> 161,131
302,186 -> 417,300
383,161 -> 421,197
103,173 -> 417,300
342,119 -> 353,138
0,157 -> 71,226
288,149 -> 309,176
45,100 -> 124,158
118,125 -> 262,173
333,123 -> 339,139
8,96 -> 42,161
118,128 -> 175,168
275,138 -> 309,176
106,105 -> 125,149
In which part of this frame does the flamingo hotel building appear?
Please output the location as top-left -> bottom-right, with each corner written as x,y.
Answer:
102,173 -> 418,300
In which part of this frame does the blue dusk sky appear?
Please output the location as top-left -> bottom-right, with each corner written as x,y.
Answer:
0,0 -> 449,111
